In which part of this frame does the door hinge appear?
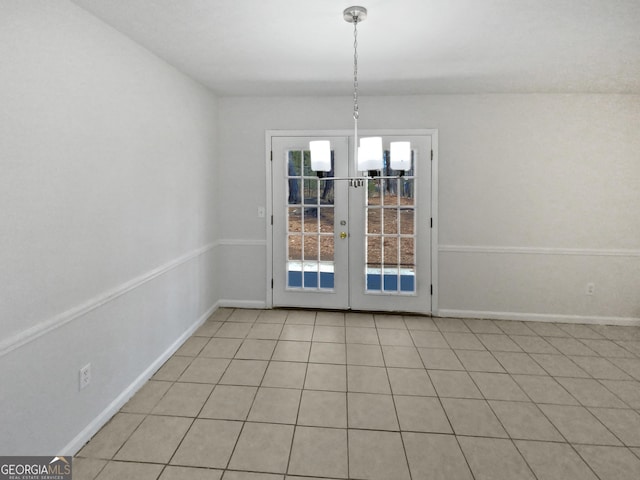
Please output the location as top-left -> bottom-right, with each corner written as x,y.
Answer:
430,284 -> 433,295
431,150 -> 433,161
270,151 -> 273,161
271,278 -> 274,289
430,217 -> 433,228
271,215 -> 273,225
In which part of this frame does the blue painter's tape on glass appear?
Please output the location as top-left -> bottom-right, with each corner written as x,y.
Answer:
384,274 -> 398,291
304,271 -> 318,288
288,271 -> 302,288
367,273 -> 382,290
367,269 -> 415,293
320,272 -> 334,288
288,265 -> 413,293
400,275 -> 415,292
288,263 -> 335,290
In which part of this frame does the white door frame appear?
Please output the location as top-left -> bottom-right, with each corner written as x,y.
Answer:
265,129 -> 439,314
271,135 -> 351,309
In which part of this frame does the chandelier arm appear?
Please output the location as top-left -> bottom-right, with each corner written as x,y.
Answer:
320,175 -> 405,182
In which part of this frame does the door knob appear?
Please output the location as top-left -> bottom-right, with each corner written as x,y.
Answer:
340,232 -> 348,239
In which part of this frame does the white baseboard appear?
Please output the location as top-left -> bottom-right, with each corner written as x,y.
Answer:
217,299 -> 267,309
436,309 -> 640,326
62,301 -> 219,455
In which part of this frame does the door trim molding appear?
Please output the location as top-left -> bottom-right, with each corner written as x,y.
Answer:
265,131 -> 273,308
266,129 -> 439,313
430,131 -> 439,313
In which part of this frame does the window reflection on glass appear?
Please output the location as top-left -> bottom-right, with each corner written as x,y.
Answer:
367,236 -> 382,268
401,238 -> 415,267
382,208 -> 399,234
304,210 -> 318,232
286,149 -> 336,291
288,235 -> 300,261
383,237 -> 399,265
367,208 -> 380,234
320,208 -> 334,233
364,149 -> 417,294
289,150 -> 302,175
367,179 -> 381,206
382,178 -> 399,206
302,150 -> 312,174
320,236 -> 334,262
288,207 -> 301,233
366,235 -> 382,292
304,235 -> 319,260
320,179 -> 334,205
400,209 -> 414,235
304,179 -> 318,205
400,179 -> 414,205
288,151 -> 301,205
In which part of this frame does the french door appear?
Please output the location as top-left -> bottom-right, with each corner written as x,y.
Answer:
271,132 -> 432,314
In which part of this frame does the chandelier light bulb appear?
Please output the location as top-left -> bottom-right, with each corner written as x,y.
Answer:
358,137 -> 383,171
390,141 -> 411,171
309,140 -> 331,172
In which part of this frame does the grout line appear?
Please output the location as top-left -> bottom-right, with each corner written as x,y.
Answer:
345,340 -> 351,479
83,457 -> 109,480
457,326 -> 555,479
426,318 -> 630,477
219,314 -> 272,472
77,308 -> 640,480
280,318 -> 310,478
569,443 -> 616,480
409,318 -> 478,480
595,377 -> 639,410
165,310 -> 242,468
385,317 -> 417,480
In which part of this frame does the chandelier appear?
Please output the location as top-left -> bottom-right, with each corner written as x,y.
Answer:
309,6 -> 411,186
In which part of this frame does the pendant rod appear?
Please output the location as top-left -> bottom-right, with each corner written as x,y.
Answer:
352,14 -> 359,177
344,6 -> 367,176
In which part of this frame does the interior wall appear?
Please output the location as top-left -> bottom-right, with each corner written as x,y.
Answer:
0,1 -> 219,454
217,94 -> 640,322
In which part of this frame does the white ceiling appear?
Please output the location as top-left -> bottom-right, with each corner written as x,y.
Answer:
72,0 -> 640,96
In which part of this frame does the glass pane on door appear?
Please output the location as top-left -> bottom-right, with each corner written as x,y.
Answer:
287,150 -> 336,290
365,150 -> 417,294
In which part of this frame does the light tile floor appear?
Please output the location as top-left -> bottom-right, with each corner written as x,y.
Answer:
75,309 -> 640,480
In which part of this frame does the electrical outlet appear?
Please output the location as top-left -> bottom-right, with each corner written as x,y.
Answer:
257,206 -> 266,218
79,363 -> 91,390
586,283 -> 595,296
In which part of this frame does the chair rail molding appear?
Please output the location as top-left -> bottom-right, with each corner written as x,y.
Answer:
439,245 -> 640,257
217,239 -> 267,247
0,242 -> 217,357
